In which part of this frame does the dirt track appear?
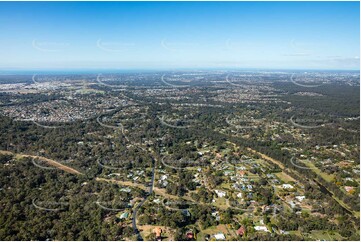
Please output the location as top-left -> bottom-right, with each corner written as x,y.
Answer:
0,150 -> 83,175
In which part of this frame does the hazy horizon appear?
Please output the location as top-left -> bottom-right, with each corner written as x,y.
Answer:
0,1 -> 359,70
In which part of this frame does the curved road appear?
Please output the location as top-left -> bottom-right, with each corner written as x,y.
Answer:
96,110 -> 153,240
132,159 -> 156,241
97,107 -> 158,240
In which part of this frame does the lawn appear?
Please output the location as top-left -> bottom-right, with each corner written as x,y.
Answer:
309,230 -> 344,241
196,224 -> 236,241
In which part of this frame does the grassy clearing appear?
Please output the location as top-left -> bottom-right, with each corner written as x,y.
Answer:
302,160 -> 335,182
197,224 -> 236,241
275,172 -> 296,183
309,230 -> 344,241
214,197 -> 227,207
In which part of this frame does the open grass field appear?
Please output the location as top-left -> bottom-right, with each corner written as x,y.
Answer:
275,172 -> 296,183
309,230 -> 344,241
302,160 -> 335,182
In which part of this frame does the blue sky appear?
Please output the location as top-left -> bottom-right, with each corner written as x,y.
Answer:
0,1 -> 359,70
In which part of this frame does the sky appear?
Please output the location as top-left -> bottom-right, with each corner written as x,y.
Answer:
0,1 -> 359,70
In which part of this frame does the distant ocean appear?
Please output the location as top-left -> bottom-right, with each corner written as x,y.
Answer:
0,68 -> 359,75
0,69 -> 163,75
